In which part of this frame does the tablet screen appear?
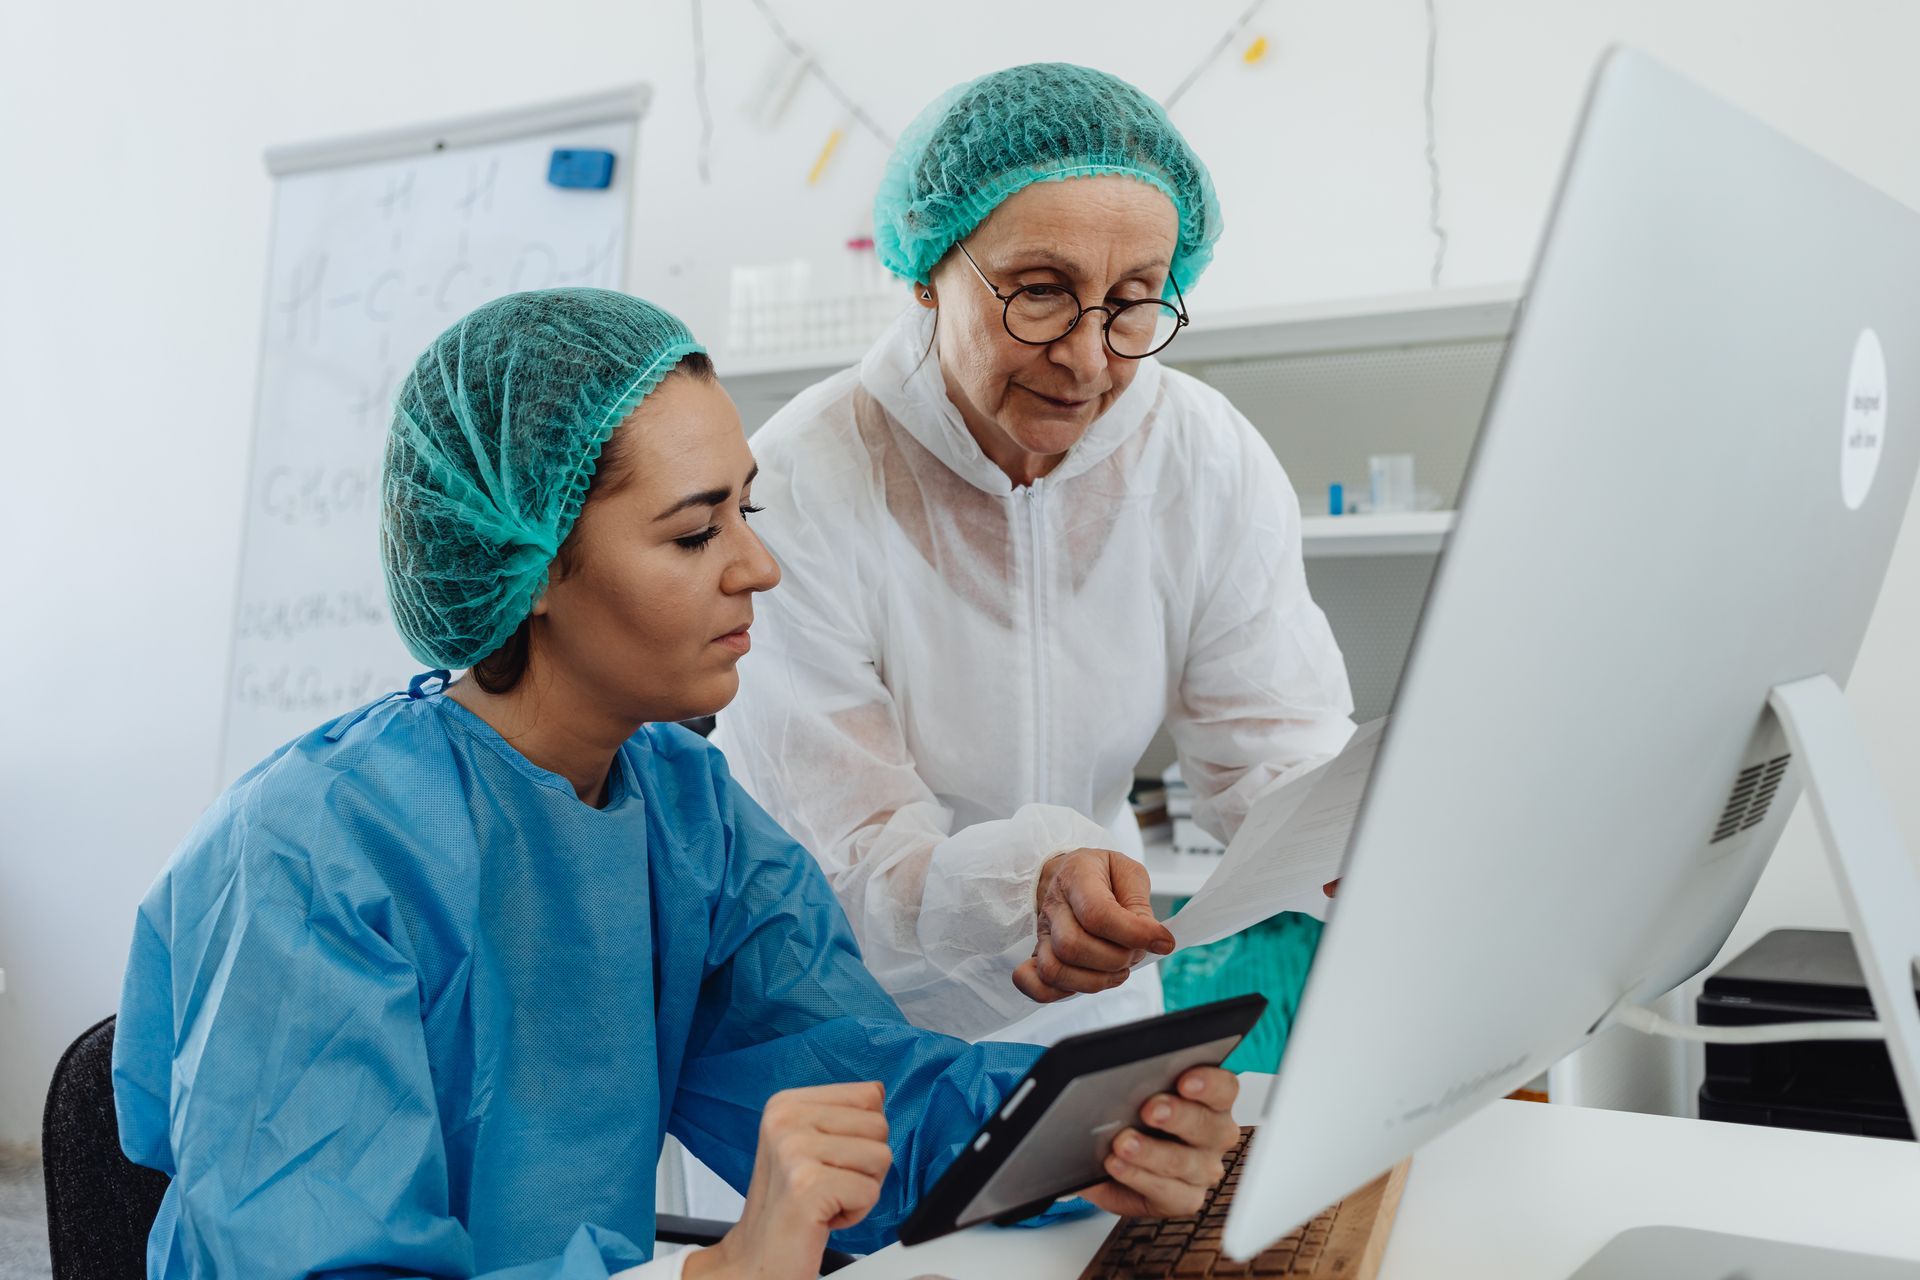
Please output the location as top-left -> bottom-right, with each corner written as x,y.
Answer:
899,994 -> 1267,1247
957,1033 -> 1243,1226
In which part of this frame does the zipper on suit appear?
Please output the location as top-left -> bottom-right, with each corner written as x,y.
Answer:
1025,480 -> 1048,802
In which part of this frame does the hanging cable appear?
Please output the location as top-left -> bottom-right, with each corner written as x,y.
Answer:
1422,0 -> 1450,286
1165,0 -> 1271,110
746,0 -> 896,148
1614,1003 -> 1886,1045
690,0 -> 715,184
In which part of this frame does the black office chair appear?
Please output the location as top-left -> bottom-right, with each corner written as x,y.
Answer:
42,1017 -> 169,1280
43,1017 -> 851,1278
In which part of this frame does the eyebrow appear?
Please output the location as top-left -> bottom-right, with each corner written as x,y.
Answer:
992,247 -> 1169,282
652,463 -> 760,522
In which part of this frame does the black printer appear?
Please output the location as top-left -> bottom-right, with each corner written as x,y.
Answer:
1697,927 -> 1918,1140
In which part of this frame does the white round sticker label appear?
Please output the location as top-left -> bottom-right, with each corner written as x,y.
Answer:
1841,328 -> 1888,511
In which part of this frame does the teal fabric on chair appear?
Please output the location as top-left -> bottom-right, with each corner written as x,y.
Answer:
1160,911 -> 1323,1073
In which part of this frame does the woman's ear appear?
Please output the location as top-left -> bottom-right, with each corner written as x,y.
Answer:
913,281 -> 937,310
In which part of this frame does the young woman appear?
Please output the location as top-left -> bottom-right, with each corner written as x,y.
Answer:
112,288 -> 1240,1280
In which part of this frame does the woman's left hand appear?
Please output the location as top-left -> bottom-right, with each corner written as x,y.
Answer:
1078,1066 -> 1241,1218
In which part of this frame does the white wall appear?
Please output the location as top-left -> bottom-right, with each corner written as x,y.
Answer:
4,0 -> 1919,1143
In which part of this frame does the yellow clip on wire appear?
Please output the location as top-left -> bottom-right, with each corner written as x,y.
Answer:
808,128 -> 845,186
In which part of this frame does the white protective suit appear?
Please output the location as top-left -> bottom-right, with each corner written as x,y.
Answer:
714,308 -> 1355,1044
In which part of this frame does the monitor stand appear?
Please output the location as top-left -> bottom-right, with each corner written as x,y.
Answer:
1768,674 -> 1920,1137
1567,1226 -> 1918,1278
1566,678 -> 1920,1276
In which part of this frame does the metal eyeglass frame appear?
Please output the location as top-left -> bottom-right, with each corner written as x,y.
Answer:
954,241 -> 1189,359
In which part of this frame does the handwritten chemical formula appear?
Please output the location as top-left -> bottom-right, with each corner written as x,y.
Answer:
223,113 -> 633,781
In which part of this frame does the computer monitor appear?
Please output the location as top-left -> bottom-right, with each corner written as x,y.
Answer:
1228,48 -> 1920,1259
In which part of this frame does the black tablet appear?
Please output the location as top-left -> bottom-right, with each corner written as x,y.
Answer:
899,994 -> 1266,1246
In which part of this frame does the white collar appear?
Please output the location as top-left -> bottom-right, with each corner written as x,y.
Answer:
858,307 -> 1164,495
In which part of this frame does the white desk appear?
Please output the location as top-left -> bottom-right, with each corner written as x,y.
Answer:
845,1075 -> 1920,1278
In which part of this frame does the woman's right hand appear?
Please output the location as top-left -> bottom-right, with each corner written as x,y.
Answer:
685,1082 -> 893,1280
1013,847 -> 1176,1004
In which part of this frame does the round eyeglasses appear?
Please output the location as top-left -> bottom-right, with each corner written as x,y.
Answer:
956,242 -> 1189,360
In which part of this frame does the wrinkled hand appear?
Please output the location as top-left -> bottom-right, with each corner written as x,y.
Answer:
1012,847 -> 1176,1004
1081,1066 -> 1242,1218
688,1082 -> 891,1280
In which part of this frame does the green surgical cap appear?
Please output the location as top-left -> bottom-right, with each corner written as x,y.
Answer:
381,288 -> 705,670
873,63 -> 1223,293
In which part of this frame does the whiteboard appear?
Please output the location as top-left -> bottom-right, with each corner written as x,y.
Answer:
220,89 -> 645,783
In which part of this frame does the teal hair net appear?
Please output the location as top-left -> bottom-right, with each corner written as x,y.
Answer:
873,63 -> 1223,293
381,288 -> 705,671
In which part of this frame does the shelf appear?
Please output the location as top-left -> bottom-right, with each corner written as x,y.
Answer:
1301,511 -> 1454,558
1142,834 -> 1222,899
721,346 -> 869,384
1170,283 -> 1519,365
717,283 -> 1522,408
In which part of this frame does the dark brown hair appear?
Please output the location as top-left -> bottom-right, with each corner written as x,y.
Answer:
470,352 -> 717,694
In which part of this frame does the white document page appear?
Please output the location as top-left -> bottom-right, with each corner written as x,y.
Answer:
1160,718 -> 1387,952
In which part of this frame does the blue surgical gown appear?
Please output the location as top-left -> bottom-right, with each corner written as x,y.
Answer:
114,685 -> 1049,1278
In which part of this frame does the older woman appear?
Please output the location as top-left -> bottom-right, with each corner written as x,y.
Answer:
714,64 -> 1355,1047
114,289 -> 1240,1279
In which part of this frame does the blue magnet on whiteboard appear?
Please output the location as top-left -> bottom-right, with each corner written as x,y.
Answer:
548,149 -> 616,189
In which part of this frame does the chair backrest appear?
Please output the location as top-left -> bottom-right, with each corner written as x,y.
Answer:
42,1016 -> 169,1280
